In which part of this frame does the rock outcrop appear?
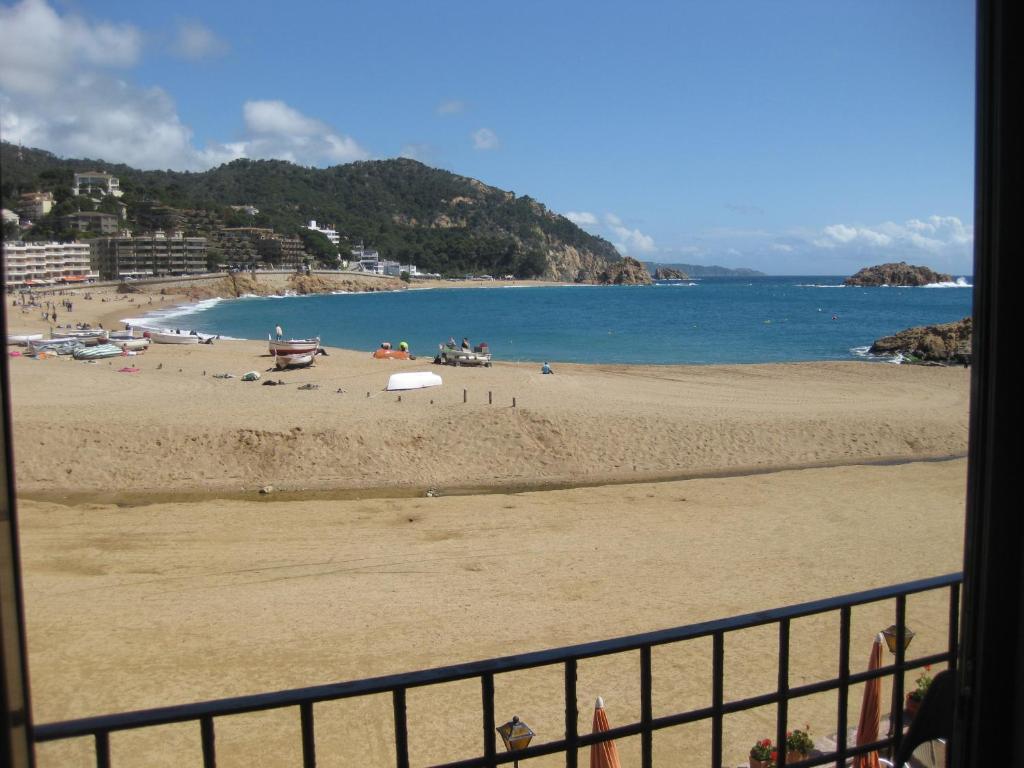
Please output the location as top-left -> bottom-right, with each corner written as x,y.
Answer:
653,266 -> 689,280
597,257 -> 653,285
869,317 -> 972,363
844,262 -> 953,287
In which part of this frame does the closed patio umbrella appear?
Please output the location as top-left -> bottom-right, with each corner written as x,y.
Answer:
852,633 -> 884,768
590,696 -> 622,768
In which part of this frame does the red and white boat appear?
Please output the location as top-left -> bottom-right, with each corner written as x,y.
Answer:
268,335 -> 320,355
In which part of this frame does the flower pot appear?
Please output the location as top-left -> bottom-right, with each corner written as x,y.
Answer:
787,750 -> 808,764
749,759 -> 772,768
906,693 -> 921,718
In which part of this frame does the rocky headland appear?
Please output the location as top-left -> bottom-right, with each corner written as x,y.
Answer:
844,262 -> 953,287
870,317 -> 972,363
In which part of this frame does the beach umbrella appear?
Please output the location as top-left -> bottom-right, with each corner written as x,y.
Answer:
589,696 -> 622,768
852,633 -> 883,768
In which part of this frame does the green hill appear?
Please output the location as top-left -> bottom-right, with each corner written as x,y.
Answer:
0,143 -> 621,280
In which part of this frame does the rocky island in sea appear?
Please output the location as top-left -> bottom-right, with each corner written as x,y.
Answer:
844,261 -> 953,286
870,317 -> 972,363
653,266 -> 690,280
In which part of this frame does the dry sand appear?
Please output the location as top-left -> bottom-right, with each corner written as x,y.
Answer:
6,282 -> 969,767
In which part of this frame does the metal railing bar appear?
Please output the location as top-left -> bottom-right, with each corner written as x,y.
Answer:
639,647 -> 652,768
200,715 -> 215,768
32,574 -> 962,742
300,702 -> 316,768
564,659 -> 577,768
776,618 -> 791,768
393,689 -> 409,768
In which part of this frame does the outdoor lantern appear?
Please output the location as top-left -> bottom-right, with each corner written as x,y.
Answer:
881,623 -> 916,654
496,715 -> 534,766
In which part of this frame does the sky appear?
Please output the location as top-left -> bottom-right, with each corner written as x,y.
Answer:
0,0 -> 976,275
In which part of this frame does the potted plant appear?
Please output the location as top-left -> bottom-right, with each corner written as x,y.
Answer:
785,727 -> 814,763
906,665 -> 933,717
749,738 -> 776,768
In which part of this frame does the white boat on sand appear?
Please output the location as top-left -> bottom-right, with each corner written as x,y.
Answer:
269,335 -> 320,355
275,352 -> 315,369
147,330 -> 200,344
7,333 -> 43,346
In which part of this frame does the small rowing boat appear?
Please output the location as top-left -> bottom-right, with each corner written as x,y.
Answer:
269,335 -> 320,355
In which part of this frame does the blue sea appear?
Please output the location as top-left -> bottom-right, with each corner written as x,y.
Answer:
127,276 -> 973,365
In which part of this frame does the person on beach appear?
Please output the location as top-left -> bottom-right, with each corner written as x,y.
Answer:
275,325 -> 283,340
399,341 -> 409,353
461,337 -> 470,350
541,362 -> 554,374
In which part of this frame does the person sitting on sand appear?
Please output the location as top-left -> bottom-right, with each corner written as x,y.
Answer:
399,341 -> 409,352
541,362 -> 554,374
381,341 -> 392,350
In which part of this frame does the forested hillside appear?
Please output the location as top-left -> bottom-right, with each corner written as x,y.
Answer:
0,143 -> 621,279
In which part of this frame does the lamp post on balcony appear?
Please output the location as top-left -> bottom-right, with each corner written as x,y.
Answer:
496,715 -> 534,768
881,623 -> 915,745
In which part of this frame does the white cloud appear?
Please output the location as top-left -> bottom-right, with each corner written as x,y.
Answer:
436,100 -> 465,115
770,243 -> 793,253
172,19 -> 227,60
471,127 -> 499,150
565,211 -> 598,226
236,100 -> 369,166
611,225 -> 656,255
815,217 -> 970,253
0,0 -> 140,94
0,1 -> 369,170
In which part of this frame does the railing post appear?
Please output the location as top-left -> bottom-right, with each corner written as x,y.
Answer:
482,674 -> 496,767
200,715 -> 216,768
776,619 -> 791,768
564,659 -> 578,768
393,689 -> 409,768
300,702 -> 316,768
712,631 -> 724,768
948,582 -> 961,674
889,598 -> 908,756
835,606 -> 851,768
94,731 -> 110,768
640,645 -> 652,768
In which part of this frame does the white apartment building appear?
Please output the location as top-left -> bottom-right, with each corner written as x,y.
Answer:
72,171 -> 123,198
2,241 -> 97,288
307,220 -> 340,246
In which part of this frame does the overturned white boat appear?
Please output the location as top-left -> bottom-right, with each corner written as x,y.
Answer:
147,329 -> 200,344
275,352 -> 314,369
7,333 -> 43,346
73,344 -> 125,360
386,371 -> 443,391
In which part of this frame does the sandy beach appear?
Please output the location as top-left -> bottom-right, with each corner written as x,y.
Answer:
5,280 -> 969,767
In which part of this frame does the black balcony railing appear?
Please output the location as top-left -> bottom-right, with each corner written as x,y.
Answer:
32,573 -> 961,768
